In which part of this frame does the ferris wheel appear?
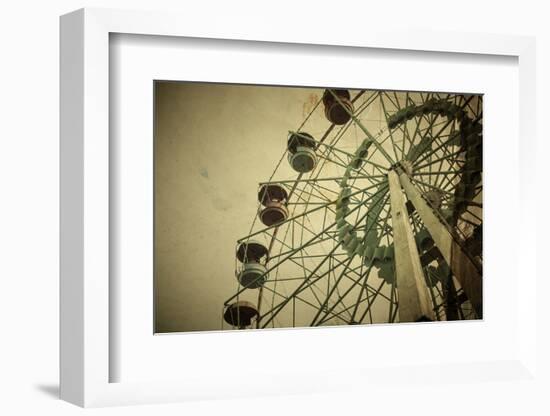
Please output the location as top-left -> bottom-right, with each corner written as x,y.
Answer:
222,87 -> 483,330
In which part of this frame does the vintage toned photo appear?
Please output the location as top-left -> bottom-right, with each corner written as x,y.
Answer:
154,82 -> 482,333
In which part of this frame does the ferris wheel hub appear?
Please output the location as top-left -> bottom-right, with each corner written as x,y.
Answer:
399,160 -> 414,176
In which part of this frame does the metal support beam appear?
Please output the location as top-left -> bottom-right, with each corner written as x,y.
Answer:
388,170 -> 434,322
398,172 -> 482,318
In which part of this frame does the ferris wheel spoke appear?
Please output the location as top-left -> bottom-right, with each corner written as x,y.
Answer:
475,97 -> 482,116
309,181 -> 342,198
409,177 -> 456,200
432,155 -> 461,190
317,295 -> 371,324
261,284 -> 350,324
269,245 -> 349,300
382,90 -> 400,110
463,97 -> 479,117
317,138 -> 392,178
348,211 -> 393,322
419,91 -> 430,102
354,157 -> 392,176
420,171 -> 460,197
316,153 -> 353,170
261,285 -> 318,311
260,186 -> 390,327
430,122 -> 459,188
259,175 -> 381,186
422,137 -> 458,181
437,170 -> 463,194
286,187 -> 332,206
435,155 -> 476,193
301,273 -> 342,318
309,266 -> 358,318
379,93 -> 403,161
414,150 -> 465,171
328,89 -> 396,165
333,175 -> 388,192
308,254 -> 359,326
458,215 -> 481,229
318,119 -> 357,156
463,208 -> 482,223
412,130 -> 460,168
472,185 -> 483,199
403,97 -> 441,151
356,279 -> 388,324
357,92 -> 382,118
402,93 -> 434,150
258,244 -> 345,327
312,194 -> 392,326
407,122 -> 454,163
313,91 -> 374,151
397,121 -> 415,160
254,184 -> 389,326
296,132 -> 356,167
293,182 -> 336,205
410,97 -> 474,165
318,272 -> 396,325
327,256 -> 386,295
392,91 -> 403,111
413,170 -> 461,177
268,235 -> 342,260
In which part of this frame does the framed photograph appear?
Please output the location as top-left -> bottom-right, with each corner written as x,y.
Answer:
60,8 -> 537,408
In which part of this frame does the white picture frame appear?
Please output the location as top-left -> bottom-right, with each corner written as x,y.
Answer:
60,7 -> 538,408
